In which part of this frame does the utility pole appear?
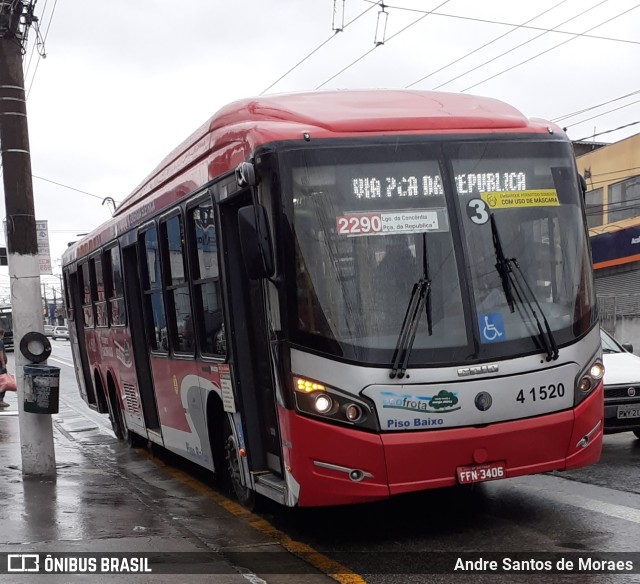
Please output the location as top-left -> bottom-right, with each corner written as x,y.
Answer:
42,282 -> 47,324
0,1 -> 55,476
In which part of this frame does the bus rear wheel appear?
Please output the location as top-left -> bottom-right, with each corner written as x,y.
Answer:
223,416 -> 255,510
107,387 -> 127,441
108,385 -> 145,447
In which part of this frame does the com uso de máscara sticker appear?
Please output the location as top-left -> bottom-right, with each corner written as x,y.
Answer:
480,189 -> 559,209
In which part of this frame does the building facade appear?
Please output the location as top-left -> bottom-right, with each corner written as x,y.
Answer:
576,133 -> 640,346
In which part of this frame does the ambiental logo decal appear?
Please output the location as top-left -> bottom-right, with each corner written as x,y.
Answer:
381,390 -> 461,413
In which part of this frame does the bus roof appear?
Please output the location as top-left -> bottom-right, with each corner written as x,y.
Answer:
64,90 -> 559,264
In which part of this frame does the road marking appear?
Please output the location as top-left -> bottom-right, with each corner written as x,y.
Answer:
541,490 -> 640,524
519,476 -> 640,525
141,452 -> 365,584
49,355 -> 74,367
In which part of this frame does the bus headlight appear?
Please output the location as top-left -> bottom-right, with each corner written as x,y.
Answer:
575,358 -> 604,401
314,394 -> 334,414
292,376 -> 379,430
589,362 -> 604,380
345,403 -> 363,422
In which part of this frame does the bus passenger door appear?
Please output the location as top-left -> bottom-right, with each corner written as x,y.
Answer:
66,269 -> 93,405
218,190 -> 282,477
122,243 -> 161,436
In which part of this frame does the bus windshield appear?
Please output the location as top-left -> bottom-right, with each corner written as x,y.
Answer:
283,138 -> 596,365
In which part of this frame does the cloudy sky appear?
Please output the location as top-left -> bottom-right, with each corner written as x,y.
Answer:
1,0 -> 638,301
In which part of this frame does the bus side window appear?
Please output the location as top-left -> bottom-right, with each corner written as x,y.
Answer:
187,200 -> 225,357
63,271 -> 73,321
104,246 -> 126,326
140,226 -> 168,352
160,214 -> 194,354
80,261 -> 94,328
92,256 -> 108,327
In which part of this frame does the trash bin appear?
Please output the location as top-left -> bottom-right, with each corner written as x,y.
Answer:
23,364 -> 60,414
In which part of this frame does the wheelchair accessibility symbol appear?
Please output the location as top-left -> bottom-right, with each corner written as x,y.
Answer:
478,312 -> 505,343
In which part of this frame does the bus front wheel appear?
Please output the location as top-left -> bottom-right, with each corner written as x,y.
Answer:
223,415 -> 256,510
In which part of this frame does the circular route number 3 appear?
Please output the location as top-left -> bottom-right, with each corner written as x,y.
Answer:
467,198 -> 489,225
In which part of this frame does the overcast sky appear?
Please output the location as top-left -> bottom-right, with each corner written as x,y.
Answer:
1,0 -> 638,300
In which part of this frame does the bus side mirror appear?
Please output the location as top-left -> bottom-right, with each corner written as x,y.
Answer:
579,174 -> 587,200
622,342 -> 634,353
238,205 -> 274,279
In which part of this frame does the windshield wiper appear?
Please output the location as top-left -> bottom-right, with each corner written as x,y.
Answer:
390,234 -> 433,379
490,214 -> 515,312
489,213 -> 559,362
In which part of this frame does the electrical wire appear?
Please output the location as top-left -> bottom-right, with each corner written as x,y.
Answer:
375,1 -> 640,48
587,166 -> 640,179
25,0 -> 58,100
431,0 -> 610,91
259,2 -> 377,95
406,0 -> 570,89
586,175 -> 639,188
316,0 -> 451,90
552,89 -> 640,123
32,175 -> 119,204
23,0 -> 47,82
461,2 -> 639,93
585,201 -> 640,217
575,120 -> 640,142
564,97 -> 640,129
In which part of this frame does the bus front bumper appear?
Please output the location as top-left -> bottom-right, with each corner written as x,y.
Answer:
279,383 -> 603,507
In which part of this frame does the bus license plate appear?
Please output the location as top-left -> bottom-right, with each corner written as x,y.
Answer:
457,461 -> 506,484
617,404 -> 640,419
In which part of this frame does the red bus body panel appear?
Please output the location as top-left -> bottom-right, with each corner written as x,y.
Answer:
64,90 -> 559,263
281,383 -> 602,507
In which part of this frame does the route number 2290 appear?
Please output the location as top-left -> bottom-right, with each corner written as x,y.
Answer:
336,214 -> 383,236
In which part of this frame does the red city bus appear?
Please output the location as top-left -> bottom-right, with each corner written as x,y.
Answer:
62,90 -> 603,508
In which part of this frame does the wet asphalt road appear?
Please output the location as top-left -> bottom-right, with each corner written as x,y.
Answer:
18,342 -> 640,582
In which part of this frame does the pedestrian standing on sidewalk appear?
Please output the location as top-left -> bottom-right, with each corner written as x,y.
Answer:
0,329 -> 9,408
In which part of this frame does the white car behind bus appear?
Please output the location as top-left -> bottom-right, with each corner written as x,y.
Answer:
51,326 -> 69,340
601,328 -> 640,439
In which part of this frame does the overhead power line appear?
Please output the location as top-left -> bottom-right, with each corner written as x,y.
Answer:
259,2 -> 377,95
316,0 -> 452,89
380,2 -> 640,48
585,199 -> 640,217
432,0 -> 611,91
23,0 -> 48,82
574,120 -> 640,142
552,88 -> 640,123
32,174 -> 120,203
587,175 -> 640,189
564,97 -> 640,128
406,0 -> 571,89
460,2 -> 640,93
588,166 -> 640,179
26,0 -> 59,100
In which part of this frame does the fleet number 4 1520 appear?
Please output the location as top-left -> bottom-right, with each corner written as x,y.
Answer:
516,383 -> 565,403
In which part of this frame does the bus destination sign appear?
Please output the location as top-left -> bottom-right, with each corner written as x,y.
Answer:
336,209 -> 445,237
